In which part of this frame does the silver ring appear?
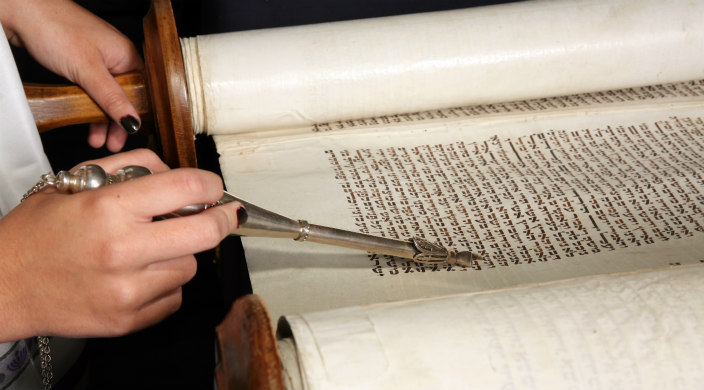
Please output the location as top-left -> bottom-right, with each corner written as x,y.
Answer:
295,220 -> 310,242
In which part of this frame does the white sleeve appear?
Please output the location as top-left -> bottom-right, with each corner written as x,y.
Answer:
0,22 -> 52,216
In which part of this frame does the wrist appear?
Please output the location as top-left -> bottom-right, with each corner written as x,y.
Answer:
0,0 -> 20,45
0,0 -> 72,47
0,215 -> 42,341
0,262 -> 40,342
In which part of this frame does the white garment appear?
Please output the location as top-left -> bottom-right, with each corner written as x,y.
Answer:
0,24 -> 84,389
0,23 -> 52,216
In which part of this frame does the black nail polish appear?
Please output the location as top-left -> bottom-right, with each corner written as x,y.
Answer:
236,206 -> 248,227
120,115 -> 140,134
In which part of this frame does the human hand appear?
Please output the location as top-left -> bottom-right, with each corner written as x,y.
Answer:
0,0 -> 142,151
0,149 -> 240,341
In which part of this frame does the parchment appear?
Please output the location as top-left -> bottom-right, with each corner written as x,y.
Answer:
279,264 -> 704,389
218,102 -> 704,322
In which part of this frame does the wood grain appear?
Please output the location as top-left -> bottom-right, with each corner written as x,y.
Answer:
25,72 -> 150,133
142,0 -> 197,168
215,295 -> 285,390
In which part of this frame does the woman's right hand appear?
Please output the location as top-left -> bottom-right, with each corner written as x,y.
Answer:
0,149 -> 240,342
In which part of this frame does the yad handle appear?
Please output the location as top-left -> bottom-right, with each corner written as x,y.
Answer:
304,224 -> 419,259
304,224 -> 477,266
230,194 -> 478,267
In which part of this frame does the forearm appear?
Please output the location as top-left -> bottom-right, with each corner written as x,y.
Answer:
0,0 -> 59,46
0,217 -> 41,342
0,0 -> 19,42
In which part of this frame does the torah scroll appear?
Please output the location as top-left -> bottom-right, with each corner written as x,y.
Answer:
186,0 -> 704,388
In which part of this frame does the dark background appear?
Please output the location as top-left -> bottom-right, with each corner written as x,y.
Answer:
14,0 -> 516,388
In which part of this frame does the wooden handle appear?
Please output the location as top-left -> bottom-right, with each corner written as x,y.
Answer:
24,72 -> 150,133
215,295 -> 285,390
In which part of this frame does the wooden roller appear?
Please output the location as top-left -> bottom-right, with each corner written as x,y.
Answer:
24,72 -> 149,134
215,295 -> 285,390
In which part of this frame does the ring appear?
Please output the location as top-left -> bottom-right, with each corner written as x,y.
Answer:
295,220 -> 310,242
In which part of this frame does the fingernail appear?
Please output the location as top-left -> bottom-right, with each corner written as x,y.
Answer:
120,115 -> 140,134
236,206 -> 248,229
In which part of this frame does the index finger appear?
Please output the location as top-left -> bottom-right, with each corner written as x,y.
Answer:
101,167 -> 226,220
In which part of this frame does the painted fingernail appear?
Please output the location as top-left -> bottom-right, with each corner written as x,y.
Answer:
236,206 -> 248,229
120,115 -> 140,134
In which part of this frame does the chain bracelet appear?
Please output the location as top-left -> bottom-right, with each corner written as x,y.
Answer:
37,336 -> 54,389
21,173 -> 56,203
21,173 -> 56,390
